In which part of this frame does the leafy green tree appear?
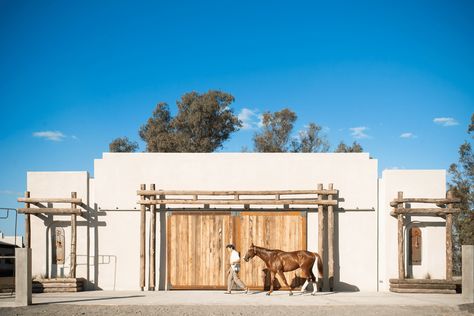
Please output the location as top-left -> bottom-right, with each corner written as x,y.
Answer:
334,141 -> 364,153
253,108 -> 330,153
291,123 -> 330,153
139,90 -> 241,152
253,108 -> 297,152
449,114 -> 474,272
109,137 -> 139,152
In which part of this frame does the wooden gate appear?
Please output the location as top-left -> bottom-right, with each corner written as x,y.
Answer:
167,211 -> 306,290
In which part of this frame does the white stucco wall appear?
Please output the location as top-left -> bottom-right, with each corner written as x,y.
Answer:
25,153 -> 446,292
378,169 -> 447,291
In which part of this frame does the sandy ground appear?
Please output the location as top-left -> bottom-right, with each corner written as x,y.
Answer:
0,304 -> 472,316
0,291 -> 472,315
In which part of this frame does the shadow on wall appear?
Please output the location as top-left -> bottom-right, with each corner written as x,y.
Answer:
331,193 -> 360,292
41,203 -> 107,290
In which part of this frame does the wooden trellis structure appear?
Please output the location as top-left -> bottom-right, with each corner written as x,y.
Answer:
388,191 -> 460,293
137,184 -> 338,291
17,192 -> 84,281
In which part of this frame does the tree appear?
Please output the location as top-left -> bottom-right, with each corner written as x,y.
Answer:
253,108 -> 297,152
449,114 -> 474,275
109,137 -> 139,152
139,90 -> 241,152
334,141 -> 364,153
290,123 -> 330,153
253,108 -> 330,153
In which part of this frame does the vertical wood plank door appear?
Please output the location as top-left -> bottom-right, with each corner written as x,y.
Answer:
167,211 -> 234,289
236,212 -> 307,290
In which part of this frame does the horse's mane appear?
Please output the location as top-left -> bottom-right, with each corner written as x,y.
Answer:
254,245 -> 283,252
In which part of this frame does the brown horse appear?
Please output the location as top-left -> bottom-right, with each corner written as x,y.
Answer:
243,243 -> 323,296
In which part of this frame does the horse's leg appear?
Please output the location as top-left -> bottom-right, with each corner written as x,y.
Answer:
266,271 -> 275,296
300,270 -> 310,293
310,271 -> 318,295
277,271 -> 293,296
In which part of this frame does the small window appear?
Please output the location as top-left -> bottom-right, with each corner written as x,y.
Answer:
409,227 -> 422,265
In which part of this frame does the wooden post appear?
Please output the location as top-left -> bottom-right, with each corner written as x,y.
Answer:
70,192 -> 77,278
397,191 -> 405,280
140,184 -> 146,291
446,190 -> 454,281
327,183 -> 334,291
24,191 -> 31,249
317,183 -> 325,291
149,184 -> 156,291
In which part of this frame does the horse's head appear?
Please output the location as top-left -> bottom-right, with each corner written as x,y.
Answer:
243,243 -> 256,262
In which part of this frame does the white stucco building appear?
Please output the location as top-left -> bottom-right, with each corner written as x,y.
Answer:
24,153 -> 448,292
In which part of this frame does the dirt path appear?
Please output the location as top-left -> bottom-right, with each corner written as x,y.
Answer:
1,304 -> 473,316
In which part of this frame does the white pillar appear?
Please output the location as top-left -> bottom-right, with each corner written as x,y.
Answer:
15,248 -> 32,306
462,245 -> 474,302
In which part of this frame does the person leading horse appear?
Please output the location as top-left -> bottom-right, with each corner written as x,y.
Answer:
243,243 -> 323,296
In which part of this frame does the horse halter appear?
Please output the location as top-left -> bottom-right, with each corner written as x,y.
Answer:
244,244 -> 256,262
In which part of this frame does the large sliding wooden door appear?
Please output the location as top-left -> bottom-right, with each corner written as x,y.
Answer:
236,212 -> 307,290
167,211 -> 306,290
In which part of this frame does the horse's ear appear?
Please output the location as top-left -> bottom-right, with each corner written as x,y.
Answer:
251,242 -> 254,247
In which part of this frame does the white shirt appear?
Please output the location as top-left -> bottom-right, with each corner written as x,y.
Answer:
230,250 -> 240,271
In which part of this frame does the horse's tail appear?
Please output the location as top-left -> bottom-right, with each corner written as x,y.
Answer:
313,252 -> 323,278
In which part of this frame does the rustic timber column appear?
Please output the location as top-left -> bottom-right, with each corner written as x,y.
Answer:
140,184 -> 146,291
397,191 -> 405,280
24,191 -> 31,249
148,184 -> 156,291
327,183 -> 334,291
317,183 -> 325,290
446,190 -> 454,281
70,192 -> 77,278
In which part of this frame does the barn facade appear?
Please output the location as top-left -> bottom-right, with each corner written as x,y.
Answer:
23,153 -> 449,292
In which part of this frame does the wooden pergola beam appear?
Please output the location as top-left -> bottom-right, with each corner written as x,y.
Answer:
390,208 -> 460,217
397,191 -> 405,280
327,183 -> 335,291
137,199 -> 337,206
70,192 -> 77,278
18,197 -> 82,204
24,191 -> 31,249
389,197 -> 460,207
18,208 -> 83,215
149,184 -> 156,291
446,191 -> 454,281
139,184 -> 146,291
137,189 -> 338,196
317,183 -> 325,291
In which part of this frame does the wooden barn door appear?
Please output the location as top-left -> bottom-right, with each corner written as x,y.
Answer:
167,211 -> 235,289
236,212 -> 307,290
167,211 -> 306,290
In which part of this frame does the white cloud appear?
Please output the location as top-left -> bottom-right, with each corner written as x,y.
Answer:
33,131 -> 66,141
349,126 -> 370,139
400,132 -> 416,139
433,117 -> 458,127
238,108 -> 262,130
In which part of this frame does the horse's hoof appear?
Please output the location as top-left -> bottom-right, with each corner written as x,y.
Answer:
311,293 -> 316,296
289,292 -> 293,296
266,293 -> 271,296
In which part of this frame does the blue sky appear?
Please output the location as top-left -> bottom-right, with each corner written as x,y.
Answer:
0,1 -> 473,236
